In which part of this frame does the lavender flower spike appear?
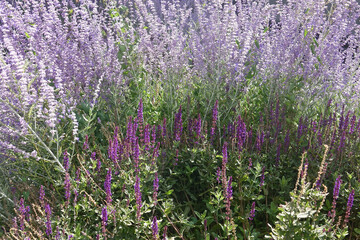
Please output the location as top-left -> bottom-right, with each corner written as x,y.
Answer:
134,175 -> 142,221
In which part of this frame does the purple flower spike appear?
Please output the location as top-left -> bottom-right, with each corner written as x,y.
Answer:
102,206 -> 108,235
152,216 -> 158,240
174,106 -> 183,142
104,168 -> 112,204
249,202 -> 256,221
329,175 -> 342,219
344,189 -> 355,225
63,150 -> 69,172
64,173 -> 71,204
45,203 -> 52,236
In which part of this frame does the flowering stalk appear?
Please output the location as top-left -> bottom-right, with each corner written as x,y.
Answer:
152,216 -> 158,240
174,106 -> 183,142
249,201 -> 256,222
45,203 -> 52,236
64,172 -> 71,206
343,189 -> 355,227
328,175 -> 341,220
102,206 -> 108,238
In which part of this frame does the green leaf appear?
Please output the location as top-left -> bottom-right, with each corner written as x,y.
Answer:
235,39 -> 241,49
255,39 -> 260,49
304,29 -> 308,38
165,189 -> 174,195
25,32 -> 30,38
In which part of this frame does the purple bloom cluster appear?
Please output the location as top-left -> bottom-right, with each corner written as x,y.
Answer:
45,203 -> 52,236
152,216 -> 158,240
249,202 -> 256,221
329,175 -> 342,219
63,150 -> 69,172
344,189 -> 355,225
64,173 -> 71,205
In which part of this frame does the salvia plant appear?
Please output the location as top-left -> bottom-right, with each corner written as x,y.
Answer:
1,0 -> 360,239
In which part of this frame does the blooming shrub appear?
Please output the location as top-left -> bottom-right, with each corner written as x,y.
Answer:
1,0 -> 360,239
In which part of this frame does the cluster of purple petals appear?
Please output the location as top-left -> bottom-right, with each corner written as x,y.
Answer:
152,216 -> 158,240
45,204 -> 52,236
249,202 -> 256,221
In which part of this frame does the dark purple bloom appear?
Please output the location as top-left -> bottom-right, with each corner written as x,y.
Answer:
249,201 -> 256,221
64,173 -> 71,204
45,203 -> 52,236
329,175 -> 342,219
63,150 -> 69,172
104,168 -> 112,204
222,142 -> 228,165
344,189 -> 355,224
174,106 -> 183,142
83,135 -> 89,150
102,206 -> 108,235
91,151 -> 97,160
152,216 -> 158,239
18,198 -> 26,230
134,175 -> 142,221
144,124 -> 151,150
